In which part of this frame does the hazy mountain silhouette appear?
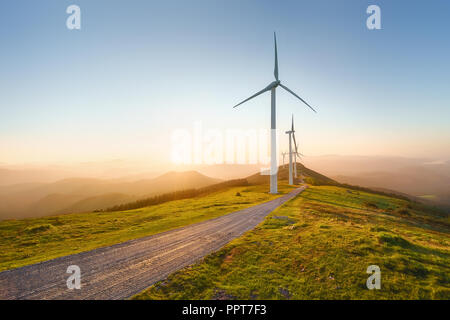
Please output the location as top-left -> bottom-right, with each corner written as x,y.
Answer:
0,171 -> 221,220
1,156 -> 449,220
303,156 -> 450,206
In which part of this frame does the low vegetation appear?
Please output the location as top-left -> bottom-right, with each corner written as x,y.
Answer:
133,185 -> 450,300
0,183 -> 295,271
2,164 -> 449,299
105,179 -> 249,212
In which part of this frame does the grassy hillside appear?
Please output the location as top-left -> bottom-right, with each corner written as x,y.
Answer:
247,163 -> 338,186
2,164 -> 448,299
58,193 -> 137,214
0,171 -> 221,220
133,185 -> 450,300
104,179 -> 249,212
331,163 -> 450,207
0,183 -> 295,272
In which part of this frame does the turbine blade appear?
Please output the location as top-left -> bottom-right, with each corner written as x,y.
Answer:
291,114 -> 294,131
233,82 -> 275,108
274,32 -> 279,81
280,84 -> 317,113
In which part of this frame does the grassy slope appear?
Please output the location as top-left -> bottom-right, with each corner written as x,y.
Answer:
0,184 -> 295,272
247,163 -> 338,186
133,185 -> 450,300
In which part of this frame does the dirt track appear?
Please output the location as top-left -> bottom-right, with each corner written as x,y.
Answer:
0,187 -> 305,300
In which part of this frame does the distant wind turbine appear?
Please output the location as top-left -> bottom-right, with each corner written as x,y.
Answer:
285,115 -> 298,185
281,151 -> 288,167
233,32 -> 317,193
292,127 -> 305,184
291,115 -> 299,180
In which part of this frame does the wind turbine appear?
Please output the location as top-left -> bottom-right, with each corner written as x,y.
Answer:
294,150 -> 303,178
233,32 -> 317,194
291,115 -> 298,179
285,115 -> 296,185
294,143 -> 305,183
281,151 -> 288,167
293,134 -> 305,183
286,114 -> 302,184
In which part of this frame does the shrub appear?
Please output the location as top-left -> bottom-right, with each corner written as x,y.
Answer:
395,208 -> 411,216
403,264 -> 430,279
105,179 -> 249,212
378,233 -> 411,248
364,201 -> 379,209
24,224 -> 55,234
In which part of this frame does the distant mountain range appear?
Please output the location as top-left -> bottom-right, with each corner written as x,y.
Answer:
0,171 -> 221,220
1,155 -> 449,220
302,156 -> 450,206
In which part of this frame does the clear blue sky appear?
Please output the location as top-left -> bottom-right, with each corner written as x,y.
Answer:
1,0 -> 449,165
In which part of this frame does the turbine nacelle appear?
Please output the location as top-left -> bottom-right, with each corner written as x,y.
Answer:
233,79 -> 316,112
265,80 -> 281,89
268,80 -> 281,89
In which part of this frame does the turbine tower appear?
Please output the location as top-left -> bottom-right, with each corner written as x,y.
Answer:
281,151 -> 288,167
291,115 -> 298,179
294,146 -> 305,183
285,115 -> 297,185
233,33 -> 317,194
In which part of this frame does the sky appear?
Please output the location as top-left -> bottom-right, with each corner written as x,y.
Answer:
1,0 -> 449,168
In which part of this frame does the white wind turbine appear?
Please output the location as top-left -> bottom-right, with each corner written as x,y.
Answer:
233,32 -> 317,194
281,151 -> 288,167
285,115 -> 296,185
294,147 -> 306,183
290,115 -> 302,180
294,149 -> 304,179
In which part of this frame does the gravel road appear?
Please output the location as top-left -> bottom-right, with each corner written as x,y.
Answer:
0,187 -> 305,300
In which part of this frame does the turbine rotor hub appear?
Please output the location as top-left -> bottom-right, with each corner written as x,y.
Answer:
271,80 -> 281,88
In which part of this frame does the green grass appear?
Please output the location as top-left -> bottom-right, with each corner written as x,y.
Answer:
133,185 -> 450,300
419,195 -> 438,200
0,183 -> 295,272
